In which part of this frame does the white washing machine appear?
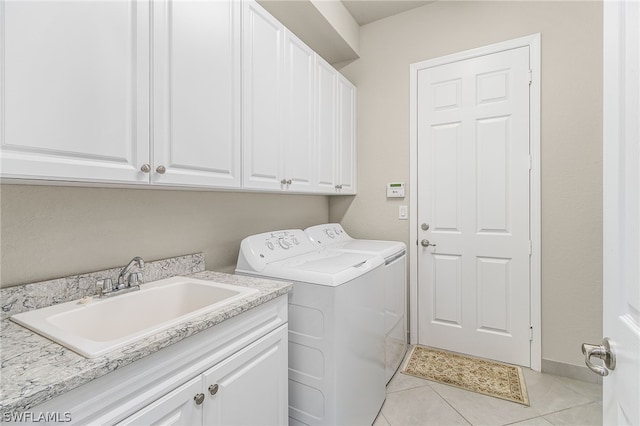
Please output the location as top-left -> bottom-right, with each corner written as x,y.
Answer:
305,223 -> 407,384
235,229 -> 386,426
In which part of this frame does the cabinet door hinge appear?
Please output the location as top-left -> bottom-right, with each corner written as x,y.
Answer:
528,70 -> 533,85
529,240 -> 533,255
529,326 -> 534,341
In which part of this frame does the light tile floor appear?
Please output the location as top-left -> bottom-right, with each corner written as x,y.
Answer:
374,350 -> 603,426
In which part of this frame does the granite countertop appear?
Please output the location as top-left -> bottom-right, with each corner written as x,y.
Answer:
0,271 -> 292,415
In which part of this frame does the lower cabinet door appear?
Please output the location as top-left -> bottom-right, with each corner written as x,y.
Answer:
202,325 -> 288,426
118,376 -> 203,426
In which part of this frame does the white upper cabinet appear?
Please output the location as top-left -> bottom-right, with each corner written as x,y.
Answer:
315,58 -> 357,194
152,0 -> 241,188
242,0 -> 284,191
1,0 -> 356,194
336,75 -> 357,194
315,57 -> 338,193
0,0 -> 150,184
282,30 -> 316,193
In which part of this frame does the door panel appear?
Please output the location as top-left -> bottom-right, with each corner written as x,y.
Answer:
283,30 -> 315,191
152,0 -> 241,188
0,0 -> 149,183
315,58 -> 337,192
242,0 -> 284,190
202,326 -> 288,426
602,1 -> 640,423
118,377 -> 202,426
417,46 -> 531,366
337,75 -> 357,193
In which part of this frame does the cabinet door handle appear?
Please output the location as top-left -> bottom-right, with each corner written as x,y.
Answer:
140,164 -> 151,173
208,384 -> 219,396
194,393 -> 205,405
156,165 -> 166,174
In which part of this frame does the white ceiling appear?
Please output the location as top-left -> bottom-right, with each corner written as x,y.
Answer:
341,0 -> 434,26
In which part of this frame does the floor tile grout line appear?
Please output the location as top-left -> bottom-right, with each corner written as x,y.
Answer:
537,399 -> 603,420
502,415 -> 549,426
427,379 -> 474,425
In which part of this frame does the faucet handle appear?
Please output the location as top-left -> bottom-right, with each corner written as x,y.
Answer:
128,272 -> 143,286
97,278 -> 113,294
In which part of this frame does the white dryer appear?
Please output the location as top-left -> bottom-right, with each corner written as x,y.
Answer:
236,229 -> 386,426
305,223 -> 408,384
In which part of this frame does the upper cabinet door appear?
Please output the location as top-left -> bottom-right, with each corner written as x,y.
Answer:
282,30 -> 315,193
152,0 -> 241,188
242,0 -> 284,190
0,0 -> 150,184
315,57 -> 338,193
337,75 -> 357,194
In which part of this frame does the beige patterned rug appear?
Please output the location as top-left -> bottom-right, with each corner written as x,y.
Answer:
402,345 -> 530,406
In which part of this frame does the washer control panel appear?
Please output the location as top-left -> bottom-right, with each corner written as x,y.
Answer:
239,229 -> 316,269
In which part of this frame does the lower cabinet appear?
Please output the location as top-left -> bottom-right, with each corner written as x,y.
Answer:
119,324 -> 288,426
30,296 -> 288,425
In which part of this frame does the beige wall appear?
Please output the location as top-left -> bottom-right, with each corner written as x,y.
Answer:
0,185 -> 328,287
331,1 -> 603,367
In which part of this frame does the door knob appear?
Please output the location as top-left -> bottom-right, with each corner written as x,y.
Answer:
421,223 -> 430,231
156,165 -> 166,174
140,164 -> 151,173
421,239 -> 436,248
194,393 -> 205,405
581,337 -> 615,376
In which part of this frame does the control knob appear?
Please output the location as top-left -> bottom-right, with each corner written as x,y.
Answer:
279,238 -> 291,249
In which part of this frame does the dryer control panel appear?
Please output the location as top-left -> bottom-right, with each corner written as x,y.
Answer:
305,223 -> 352,246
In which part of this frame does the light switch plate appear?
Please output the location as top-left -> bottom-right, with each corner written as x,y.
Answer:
399,205 -> 408,220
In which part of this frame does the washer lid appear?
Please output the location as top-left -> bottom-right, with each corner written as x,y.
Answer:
260,251 -> 384,287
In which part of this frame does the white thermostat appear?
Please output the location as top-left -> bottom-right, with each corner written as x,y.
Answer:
387,182 -> 405,198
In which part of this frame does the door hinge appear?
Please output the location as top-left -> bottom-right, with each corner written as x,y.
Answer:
528,70 -> 533,85
529,326 -> 533,341
529,155 -> 533,170
529,240 -> 533,255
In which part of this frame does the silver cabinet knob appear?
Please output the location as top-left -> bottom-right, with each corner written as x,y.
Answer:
582,338 -> 616,376
286,179 -> 292,185
194,393 -> 205,405
280,179 -> 287,185
421,223 -> 430,231
140,164 -> 151,173
208,384 -> 219,396
156,165 -> 166,174
421,239 -> 436,247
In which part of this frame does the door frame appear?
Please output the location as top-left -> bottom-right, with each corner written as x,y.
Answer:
409,34 -> 542,371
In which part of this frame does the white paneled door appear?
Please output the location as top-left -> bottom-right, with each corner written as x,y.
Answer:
417,46 -> 532,366
601,1 -> 640,423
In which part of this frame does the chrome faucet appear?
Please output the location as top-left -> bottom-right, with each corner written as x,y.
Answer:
117,256 -> 145,288
97,256 -> 145,297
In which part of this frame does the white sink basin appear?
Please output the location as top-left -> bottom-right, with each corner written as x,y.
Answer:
10,276 -> 259,358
